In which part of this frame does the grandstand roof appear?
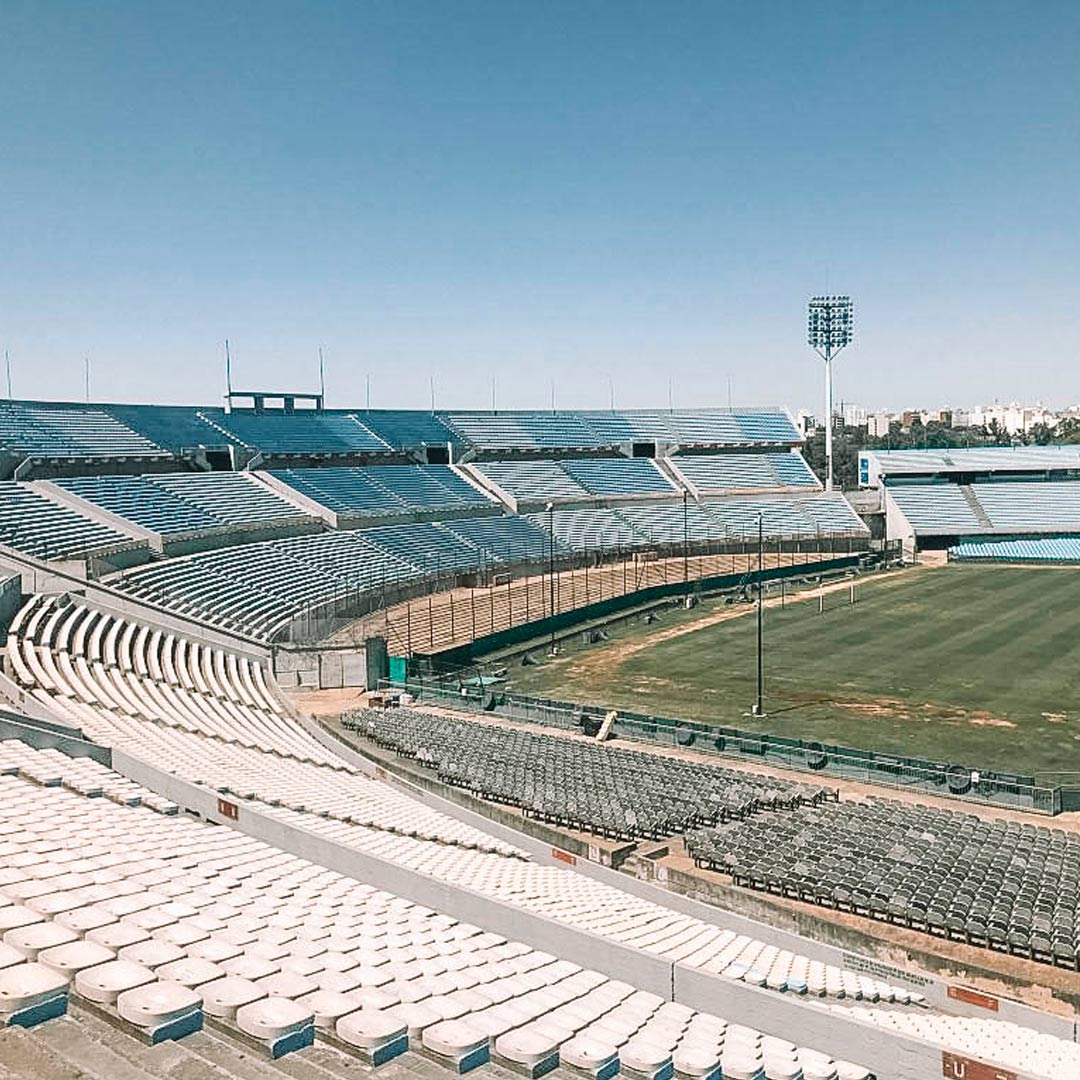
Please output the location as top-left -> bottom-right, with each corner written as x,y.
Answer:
862,444 -> 1080,481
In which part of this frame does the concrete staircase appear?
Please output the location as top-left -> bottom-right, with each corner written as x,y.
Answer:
0,1006 -> 526,1080
959,484 -> 994,528
0,1007 -> 366,1080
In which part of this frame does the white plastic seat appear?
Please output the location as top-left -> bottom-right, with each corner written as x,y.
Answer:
117,980 -> 202,1027
255,971 -> 318,999
720,1047 -> 764,1080
54,906 -> 117,935
38,940 -> 115,979
801,1060 -> 839,1080
422,1018 -> 489,1060
296,988 -> 359,1030
316,970 -> 362,994
336,1006 -> 408,1050
88,922 -> 150,951
0,906 -> 44,935
154,957 -> 225,988
235,995 -> 313,1040
4,922 -> 80,960
118,940 -> 186,969
395,1000 -> 441,1040
496,1028 -> 559,1068
74,960 -> 156,1004
0,961 -> 69,1014
561,1035 -> 620,1071
222,954 -> 281,981
201,976 -> 267,1019
621,1038 -> 673,1074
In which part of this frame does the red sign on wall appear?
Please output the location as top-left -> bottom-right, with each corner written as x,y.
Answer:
942,1051 -> 1016,1080
217,798 -> 239,820
947,985 -> 999,1012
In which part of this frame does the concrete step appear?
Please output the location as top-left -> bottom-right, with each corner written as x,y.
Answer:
181,1028 -> 363,1080
0,1022 -> 90,1080
72,1004 -> 368,1080
65,1006 -> 228,1080
23,1013 -> 164,1080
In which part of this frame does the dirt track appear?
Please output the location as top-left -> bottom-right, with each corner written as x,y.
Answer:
555,564 -> 928,683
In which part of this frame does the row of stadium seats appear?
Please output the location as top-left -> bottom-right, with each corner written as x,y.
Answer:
0,746 -> 884,1078
950,536 -> 1080,563
888,477 -> 1080,537
357,709 -> 831,841
8,598 -> 924,1016
472,457 -> 677,502
10,737 -> 1080,1079
7,595 -> 518,856
973,480 -> 1080,530
0,400 -> 167,459
865,445 -> 1080,479
0,738 -> 177,813
106,493 -> 865,640
883,484 -> 984,534
11,594 -> 1078,1077
687,799 -> 1080,970
668,454 -> 819,495
0,399 -> 802,459
527,493 -> 865,549
269,464 -> 493,518
111,517 -> 560,638
0,459 -> 861,572
470,453 -> 817,505
55,472 -> 309,538
439,409 -> 802,452
352,708 -> 1080,976
0,482 -> 140,560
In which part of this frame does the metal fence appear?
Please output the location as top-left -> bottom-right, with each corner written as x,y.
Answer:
359,535 -> 880,657
386,679 -> 1062,816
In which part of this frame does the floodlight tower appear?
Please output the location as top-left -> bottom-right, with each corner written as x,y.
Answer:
807,296 -> 854,492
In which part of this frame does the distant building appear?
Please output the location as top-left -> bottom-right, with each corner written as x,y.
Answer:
794,409 -> 816,436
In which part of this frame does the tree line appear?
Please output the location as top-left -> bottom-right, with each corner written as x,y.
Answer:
803,417 -> 1080,491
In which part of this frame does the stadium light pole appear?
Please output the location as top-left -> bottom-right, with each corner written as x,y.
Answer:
807,296 -> 854,492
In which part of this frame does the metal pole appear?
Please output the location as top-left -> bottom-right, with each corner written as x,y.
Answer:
754,513 -> 765,717
682,491 -> 689,584
548,503 -> 556,653
824,346 -> 834,492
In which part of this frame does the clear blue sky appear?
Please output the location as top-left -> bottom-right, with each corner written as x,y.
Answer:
2,2 -> 1077,412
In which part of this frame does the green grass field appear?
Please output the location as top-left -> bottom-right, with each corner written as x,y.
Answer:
501,563 -> 1080,778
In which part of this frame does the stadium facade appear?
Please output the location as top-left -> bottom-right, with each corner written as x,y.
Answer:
862,445 -> 1080,562
0,397 -> 1075,1080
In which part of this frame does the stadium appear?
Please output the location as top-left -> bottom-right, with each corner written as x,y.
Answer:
1,394 -> 1079,1080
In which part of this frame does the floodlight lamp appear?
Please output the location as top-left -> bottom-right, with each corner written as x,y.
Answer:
806,295 -> 854,354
